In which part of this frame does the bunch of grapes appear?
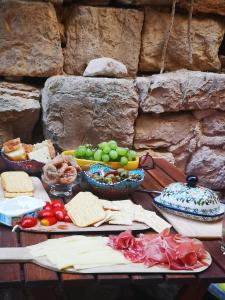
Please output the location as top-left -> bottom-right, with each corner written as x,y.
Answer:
74,140 -> 137,166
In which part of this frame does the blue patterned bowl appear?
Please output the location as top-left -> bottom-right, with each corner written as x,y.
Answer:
1,150 -> 44,175
83,164 -> 144,199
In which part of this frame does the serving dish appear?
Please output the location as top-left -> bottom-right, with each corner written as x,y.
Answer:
62,150 -> 139,170
83,163 -> 144,199
1,150 -> 44,175
153,176 -> 224,222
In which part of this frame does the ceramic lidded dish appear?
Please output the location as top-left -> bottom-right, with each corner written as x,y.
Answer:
153,176 -> 224,222
83,163 -> 144,199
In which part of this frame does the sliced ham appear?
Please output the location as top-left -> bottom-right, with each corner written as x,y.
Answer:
108,230 -> 208,271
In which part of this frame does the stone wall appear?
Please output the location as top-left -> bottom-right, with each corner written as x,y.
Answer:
1,0 -> 225,191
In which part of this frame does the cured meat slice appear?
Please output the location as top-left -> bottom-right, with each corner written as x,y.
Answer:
108,230 -> 208,271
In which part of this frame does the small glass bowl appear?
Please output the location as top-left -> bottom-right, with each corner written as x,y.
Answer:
42,173 -> 82,197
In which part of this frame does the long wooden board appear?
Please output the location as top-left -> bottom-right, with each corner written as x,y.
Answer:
0,247 -> 212,274
0,177 -> 151,233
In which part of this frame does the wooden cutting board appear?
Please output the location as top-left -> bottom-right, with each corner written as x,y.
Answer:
154,205 -> 224,239
0,177 -> 150,233
0,247 -> 212,274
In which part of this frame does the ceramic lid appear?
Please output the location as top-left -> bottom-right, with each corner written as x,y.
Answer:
154,176 -> 222,219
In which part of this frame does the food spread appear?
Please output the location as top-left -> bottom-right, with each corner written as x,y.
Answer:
0,137 -> 217,274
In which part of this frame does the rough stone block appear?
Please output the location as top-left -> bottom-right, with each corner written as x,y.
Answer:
139,8 -> 224,72
136,70 -> 225,113
42,76 -> 139,149
0,81 -> 41,144
0,1 -> 63,77
63,6 -> 144,77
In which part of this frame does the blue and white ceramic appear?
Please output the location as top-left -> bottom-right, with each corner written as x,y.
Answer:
83,163 -> 144,199
153,176 -> 224,222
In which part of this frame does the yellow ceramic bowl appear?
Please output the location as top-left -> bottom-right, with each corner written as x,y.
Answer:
62,150 -> 139,171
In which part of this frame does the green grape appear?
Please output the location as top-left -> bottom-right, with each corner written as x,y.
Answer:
102,154 -> 110,162
103,145 -> 111,154
109,150 -> 118,160
94,149 -> 102,161
98,142 -> 108,149
75,147 -> 86,158
120,156 -> 128,166
117,147 -> 128,156
108,140 -> 117,150
86,148 -> 93,157
127,150 -> 137,161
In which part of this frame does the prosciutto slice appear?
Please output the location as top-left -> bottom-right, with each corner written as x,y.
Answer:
108,230 -> 208,270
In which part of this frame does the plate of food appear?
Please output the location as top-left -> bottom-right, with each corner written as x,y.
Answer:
1,138 -> 56,174
0,230 -> 212,274
62,140 -> 139,170
13,190 -> 171,234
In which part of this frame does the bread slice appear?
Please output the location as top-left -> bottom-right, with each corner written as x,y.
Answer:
1,171 -> 34,193
65,192 -> 106,227
5,146 -> 27,161
3,138 -> 21,153
28,146 -> 51,164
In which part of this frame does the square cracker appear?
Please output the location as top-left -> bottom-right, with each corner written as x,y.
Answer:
1,171 -> 34,193
65,192 -> 106,227
4,191 -> 34,198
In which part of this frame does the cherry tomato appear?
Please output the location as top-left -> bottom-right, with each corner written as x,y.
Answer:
53,208 -> 66,221
51,199 -> 64,209
21,217 -> 37,228
40,216 -> 57,226
64,214 -> 72,223
43,202 -> 52,211
39,209 -> 54,219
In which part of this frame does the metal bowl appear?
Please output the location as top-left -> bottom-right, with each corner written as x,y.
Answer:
1,150 -> 44,175
83,163 -> 144,199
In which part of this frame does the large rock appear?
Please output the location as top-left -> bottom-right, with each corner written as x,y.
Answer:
139,8 -> 224,72
116,0 -> 225,16
0,1 -> 63,77
0,81 -> 41,143
186,146 -> 225,190
42,76 -> 139,149
179,0 -> 225,17
83,58 -> 128,78
63,6 -> 144,77
134,113 -> 197,149
136,70 -> 225,113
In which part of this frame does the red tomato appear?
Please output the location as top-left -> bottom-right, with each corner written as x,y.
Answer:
40,216 -> 57,226
39,209 -> 54,219
51,199 -> 64,209
21,217 -> 37,228
64,214 -> 72,223
43,202 -> 52,211
53,208 -> 66,221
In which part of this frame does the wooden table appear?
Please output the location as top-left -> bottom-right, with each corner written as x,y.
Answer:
0,158 -> 224,300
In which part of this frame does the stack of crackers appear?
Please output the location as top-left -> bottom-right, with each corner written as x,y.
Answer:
65,192 -> 171,233
1,171 -> 34,198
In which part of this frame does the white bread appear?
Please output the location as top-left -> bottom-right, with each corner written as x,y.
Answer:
28,146 -> 51,164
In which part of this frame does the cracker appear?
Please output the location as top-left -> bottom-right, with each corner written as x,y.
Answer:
108,211 -> 133,226
1,171 -> 34,193
65,192 -> 106,227
4,191 -> 34,198
100,199 -> 120,211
